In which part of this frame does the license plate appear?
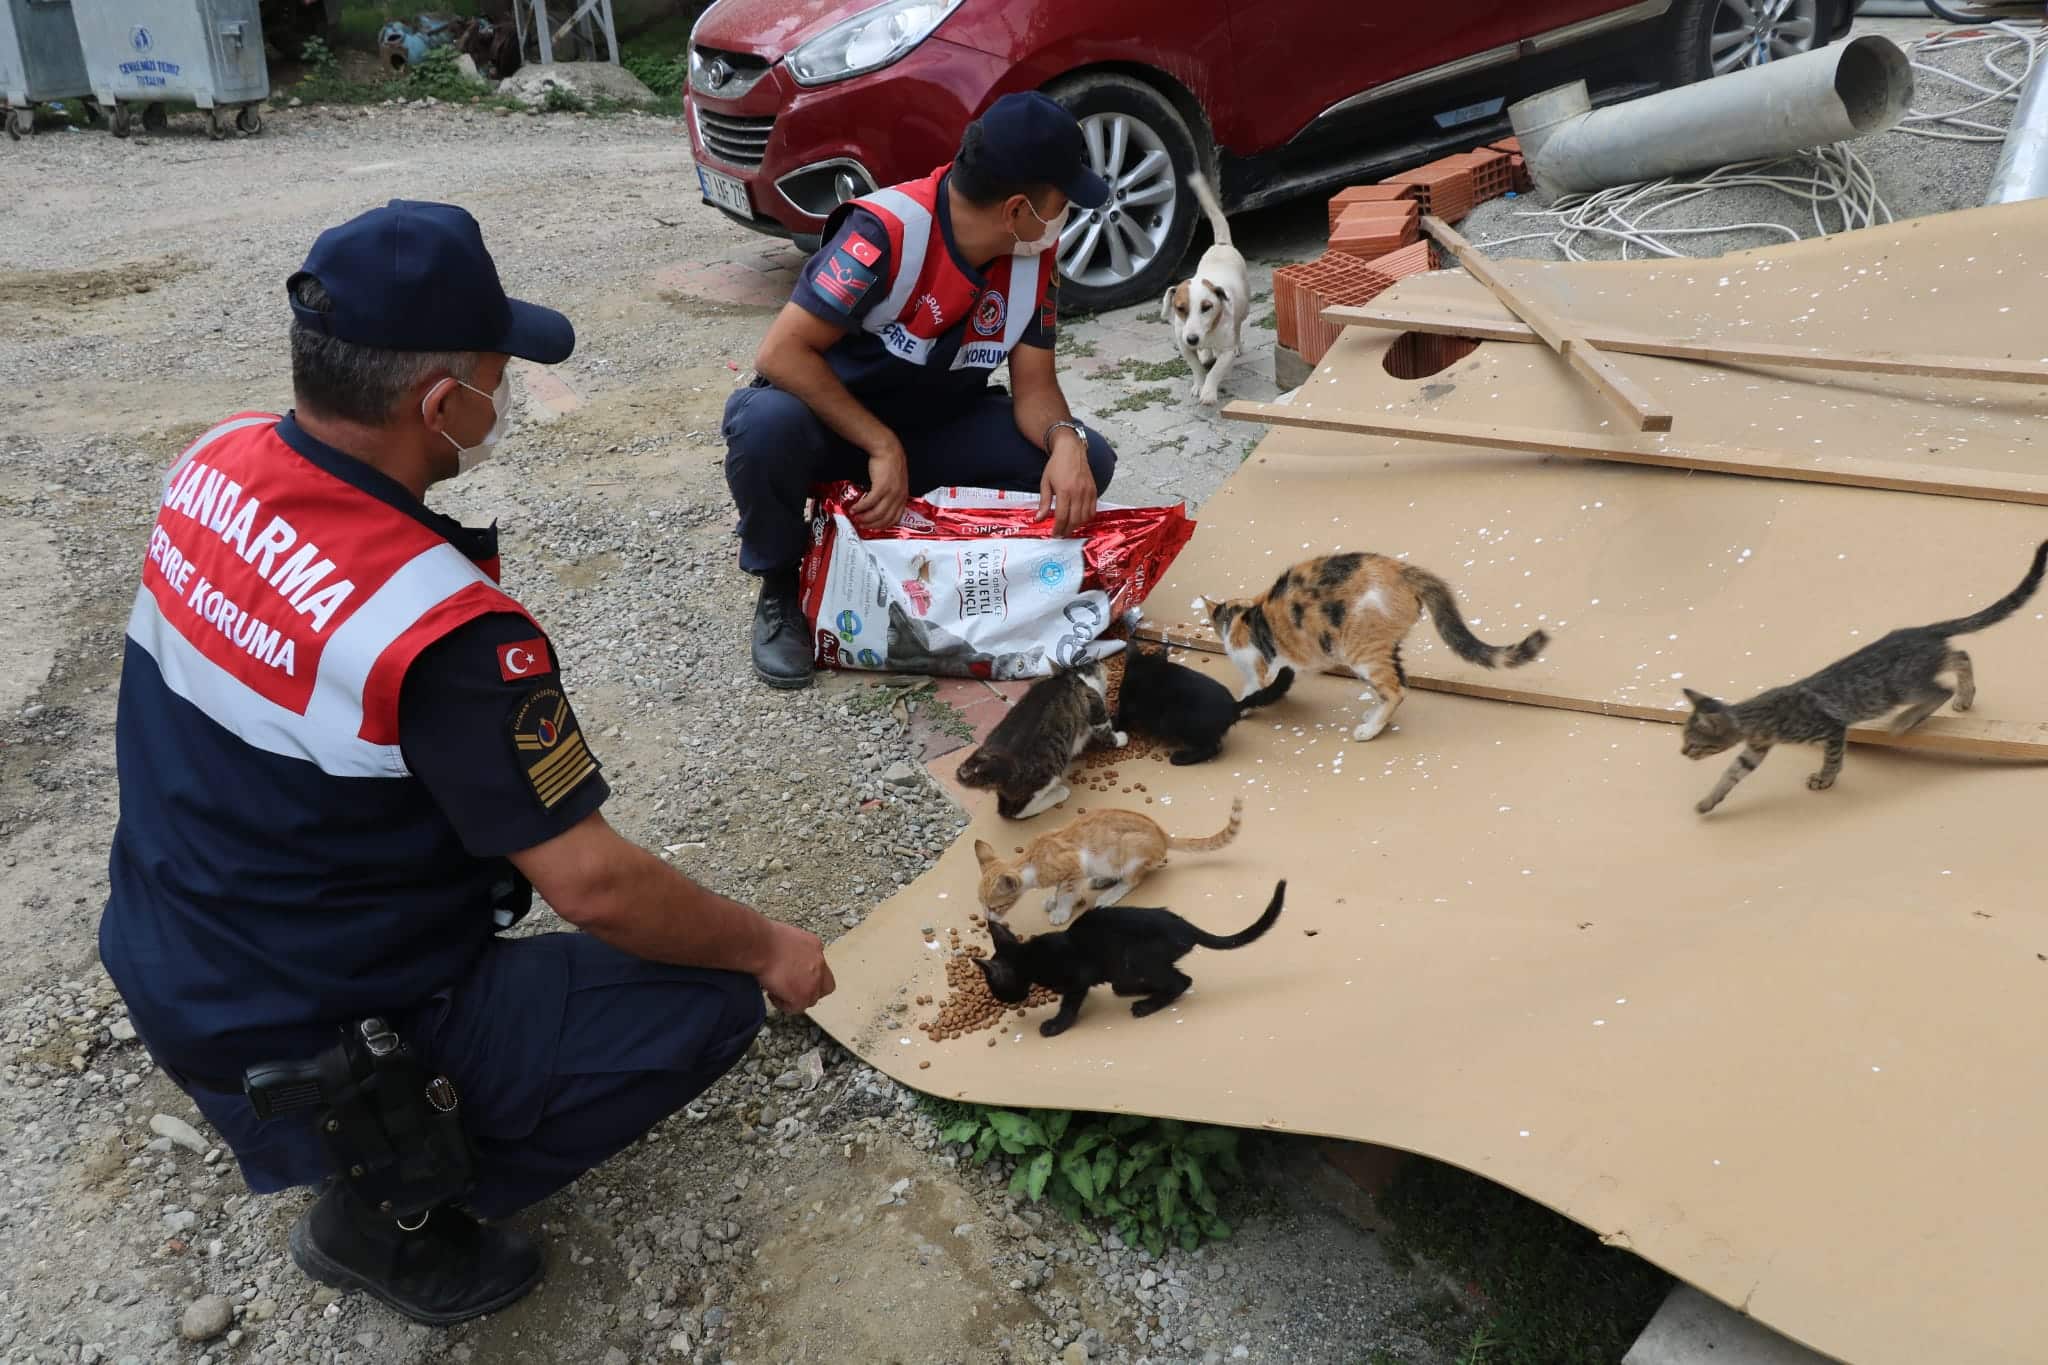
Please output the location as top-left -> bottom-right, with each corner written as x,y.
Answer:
698,165 -> 752,217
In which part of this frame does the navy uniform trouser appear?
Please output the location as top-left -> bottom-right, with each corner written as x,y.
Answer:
155,933 -> 765,1220
722,381 -> 1119,574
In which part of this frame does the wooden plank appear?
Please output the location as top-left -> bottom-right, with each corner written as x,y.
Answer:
1219,399 -> 2048,509
1131,621 -> 2048,760
1326,302 -> 2048,387
1420,214 -> 1673,434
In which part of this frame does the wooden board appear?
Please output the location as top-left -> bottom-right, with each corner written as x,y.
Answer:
814,663 -> 2048,1365
1325,302 -> 2048,387
1131,620 -> 2048,760
1221,398 -> 2048,508
812,201 -> 2048,1365
1422,214 -> 1673,433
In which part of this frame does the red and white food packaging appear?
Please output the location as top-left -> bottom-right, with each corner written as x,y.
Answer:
797,482 -> 1196,679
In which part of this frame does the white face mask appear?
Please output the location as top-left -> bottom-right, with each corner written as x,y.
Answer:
425,373 -> 511,473
1012,198 -> 1069,257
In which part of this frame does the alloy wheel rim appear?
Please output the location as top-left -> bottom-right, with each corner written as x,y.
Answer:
1056,111 -> 1177,289
1710,0 -> 1820,75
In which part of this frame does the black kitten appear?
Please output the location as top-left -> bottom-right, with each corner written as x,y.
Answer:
1114,643 -> 1295,764
978,881 -> 1287,1036
1683,538 -> 2048,813
957,661 -> 1122,819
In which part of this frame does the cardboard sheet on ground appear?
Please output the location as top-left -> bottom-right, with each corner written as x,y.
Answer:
1309,201 -> 2048,486
810,204 -> 2048,1365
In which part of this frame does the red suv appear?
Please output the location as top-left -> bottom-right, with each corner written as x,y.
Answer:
683,0 -> 1858,311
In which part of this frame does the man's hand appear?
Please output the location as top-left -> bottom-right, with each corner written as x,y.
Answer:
849,434 -> 910,530
512,811 -> 838,1009
756,921 -> 836,1013
1038,433 -> 1099,537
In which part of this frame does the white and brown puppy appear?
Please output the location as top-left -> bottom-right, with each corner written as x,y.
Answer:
1161,172 -> 1248,407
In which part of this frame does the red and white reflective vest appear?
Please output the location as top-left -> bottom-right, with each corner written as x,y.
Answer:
129,413 -> 537,776
837,163 -> 1052,374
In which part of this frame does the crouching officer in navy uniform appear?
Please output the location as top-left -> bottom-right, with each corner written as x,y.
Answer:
99,200 -> 835,1325
724,91 -> 1121,689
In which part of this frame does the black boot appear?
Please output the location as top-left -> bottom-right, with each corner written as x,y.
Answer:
288,1181 -> 542,1326
751,568 -> 814,689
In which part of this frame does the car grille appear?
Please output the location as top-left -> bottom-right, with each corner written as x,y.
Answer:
690,45 -> 771,100
696,109 -> 775,171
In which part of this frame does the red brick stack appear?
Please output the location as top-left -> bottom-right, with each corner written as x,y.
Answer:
1274,134 -> 1541,370
1273,240 -> 1449,367
1274,254 -> 1391,365
1326,183 -> 1418,234
1448,148 -> 1513,202
1380,160 -> 1475,222
1351,239 -> 1440,299
1490,137 -> 1533,194
1329,199 -> 1419,260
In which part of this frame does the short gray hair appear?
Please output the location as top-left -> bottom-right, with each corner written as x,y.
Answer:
288,275 -> 478,426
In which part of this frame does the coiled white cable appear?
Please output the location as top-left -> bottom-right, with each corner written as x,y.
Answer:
1895,19 -> 2047,143
1473,143 -> 1893,261
1469,21 -> 2047,261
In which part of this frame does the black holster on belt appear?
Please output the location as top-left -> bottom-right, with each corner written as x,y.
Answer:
242,1018 -> 474,1222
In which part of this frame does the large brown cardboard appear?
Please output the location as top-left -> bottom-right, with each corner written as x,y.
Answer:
809,203 -> 2048,1365
812,658 -> 2048,1365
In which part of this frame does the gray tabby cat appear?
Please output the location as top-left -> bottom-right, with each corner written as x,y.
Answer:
956,661 -> 1124,819
1683,539 -> 2048,814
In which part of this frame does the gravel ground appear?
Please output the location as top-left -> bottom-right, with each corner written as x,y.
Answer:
0,101 -> 1469,1365
1,13 -> 2015,1358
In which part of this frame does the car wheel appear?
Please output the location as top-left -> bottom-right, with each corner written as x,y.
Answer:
1044,73 -> 1202,315
1668,0 -> 1838,85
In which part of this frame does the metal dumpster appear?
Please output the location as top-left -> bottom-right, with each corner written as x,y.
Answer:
71,0 -> 268,140
0,0 -> 95,140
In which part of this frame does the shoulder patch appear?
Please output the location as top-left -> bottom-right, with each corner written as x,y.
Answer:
498,635 -> 551,682
843,231 -> 882,267
511,686 -> 597,808
810,249 -> 879,314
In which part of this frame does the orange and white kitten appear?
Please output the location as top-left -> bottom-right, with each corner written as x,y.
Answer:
973,798 -> 1244,926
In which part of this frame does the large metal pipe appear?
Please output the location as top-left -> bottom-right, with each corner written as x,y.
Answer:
1985,44 -> 2048,205
1510,36 -> 1914,198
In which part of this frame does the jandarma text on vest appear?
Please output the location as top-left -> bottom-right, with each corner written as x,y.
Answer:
149,460 -> 361,675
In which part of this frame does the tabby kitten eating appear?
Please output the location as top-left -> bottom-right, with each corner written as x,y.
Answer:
973,797 -> 1245,925
1683,538 -> 2048,814
979,880 -> 1287,1037
1202,552 -> 1548,741
956,661 -> 1123,819
1113,642 -> 1293,764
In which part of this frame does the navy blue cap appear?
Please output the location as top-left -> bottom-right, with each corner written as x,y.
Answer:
964,92 -> 1109,210
287,200 -> 574,364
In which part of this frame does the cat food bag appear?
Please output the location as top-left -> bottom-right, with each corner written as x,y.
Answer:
798,482 -> 1196,680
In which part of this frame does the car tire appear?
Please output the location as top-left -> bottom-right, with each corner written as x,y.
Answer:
1044,73 -> 1204,315
1665,0 -> 1844,86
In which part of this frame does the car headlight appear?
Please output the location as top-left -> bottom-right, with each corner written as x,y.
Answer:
785,0 -> 963,88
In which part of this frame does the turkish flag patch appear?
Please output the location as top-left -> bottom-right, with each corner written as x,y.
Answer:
843,232 -> 882,267
499,636 -> 551,681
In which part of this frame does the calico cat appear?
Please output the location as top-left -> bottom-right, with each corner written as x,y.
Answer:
979,880 -> 1287,1037
956,661 -> 1124,819
973,797 -> 1245,925
886,600 -> 1045,680
1683,538 -> 2048,814
1114,642 -> 1294,764
1203,552 -> 1548,741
